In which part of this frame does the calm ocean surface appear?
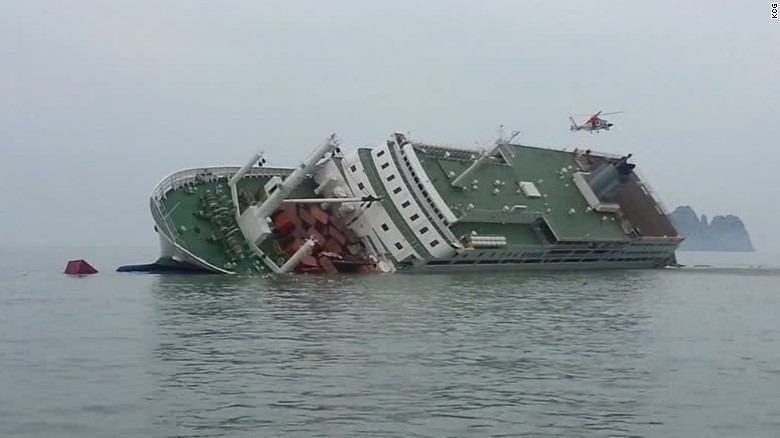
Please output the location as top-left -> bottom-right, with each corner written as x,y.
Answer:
1,246 -> 779,437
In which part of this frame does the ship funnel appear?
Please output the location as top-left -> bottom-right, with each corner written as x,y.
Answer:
614,154 -> 635,176
588,155 -> 635,198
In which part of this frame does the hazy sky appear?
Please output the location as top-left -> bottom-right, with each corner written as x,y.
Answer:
1,1 -> 778,250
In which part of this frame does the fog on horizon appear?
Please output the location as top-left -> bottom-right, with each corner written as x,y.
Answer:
1,1 -> 777,250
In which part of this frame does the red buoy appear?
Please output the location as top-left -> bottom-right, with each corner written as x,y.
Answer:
64,259 -> 98,275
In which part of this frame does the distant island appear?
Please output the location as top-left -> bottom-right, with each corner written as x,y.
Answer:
668,206 -> 755,252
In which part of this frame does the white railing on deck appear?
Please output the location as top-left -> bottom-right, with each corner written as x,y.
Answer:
147,165 -> 295,274
413,141 -> 481,153
151,166 -> 293,202
150,197 -> 180,244
149,165 -> 293,242
572,148 -> 624,161
632,167 -> 672,214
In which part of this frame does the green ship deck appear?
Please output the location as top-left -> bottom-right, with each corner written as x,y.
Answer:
414,143 -> 629,245
154,169 -> 317,274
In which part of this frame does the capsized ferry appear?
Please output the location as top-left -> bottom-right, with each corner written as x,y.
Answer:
120,132 -> 682,274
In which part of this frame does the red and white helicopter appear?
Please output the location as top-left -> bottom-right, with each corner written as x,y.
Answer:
569,110 -> 623,133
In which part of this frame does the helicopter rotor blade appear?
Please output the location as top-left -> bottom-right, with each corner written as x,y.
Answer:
572,110 -> 623,117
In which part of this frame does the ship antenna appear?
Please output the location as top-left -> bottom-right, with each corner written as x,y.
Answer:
495,125 -> 521,145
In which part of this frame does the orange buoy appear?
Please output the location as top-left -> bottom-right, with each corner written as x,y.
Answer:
64,259 -> 98,275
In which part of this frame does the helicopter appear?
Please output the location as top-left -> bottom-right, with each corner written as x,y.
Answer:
569,110 -> 623,133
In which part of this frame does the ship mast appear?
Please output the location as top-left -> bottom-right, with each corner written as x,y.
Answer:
229,134 -> 340,272
451,126 -> 518,188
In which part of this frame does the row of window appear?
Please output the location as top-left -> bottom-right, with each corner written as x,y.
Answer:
460,248 -> 672,260
378,155 -> 417,214
363,150 -> 444,253
556,242 -> 626,249
376,147 -> 452,252
380,221 -> 439,251
427,257 -> 664,266
550,248 -> 670,256
399,149 -> 449,225
375,156 -> 410,210
460,250 -> 536,259
349,156 -> 406,254
391,152 -> 451,244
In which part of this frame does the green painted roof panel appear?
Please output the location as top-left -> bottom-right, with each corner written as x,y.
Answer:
415,144 -> 629,242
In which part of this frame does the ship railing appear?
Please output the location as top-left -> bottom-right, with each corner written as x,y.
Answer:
634,235 -> 685,243
457,208 -> 543,225
574,154 -> 591,171
149,196 -> 182,246
151,166 -> 293,201
415,139 -> 627,164
631,168 -> 672,215
574,148 -> 625,160
148,195 -> 234,274
149,165 -> 295,245
152,167 -> 235,201
411,142 -> 482,161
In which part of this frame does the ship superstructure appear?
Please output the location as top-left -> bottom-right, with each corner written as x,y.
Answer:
131,132 -> 682,274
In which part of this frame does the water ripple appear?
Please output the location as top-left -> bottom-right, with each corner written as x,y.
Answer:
3,261 -> 780,437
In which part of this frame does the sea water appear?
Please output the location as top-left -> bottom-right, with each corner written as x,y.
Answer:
1,245 -> 779,437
